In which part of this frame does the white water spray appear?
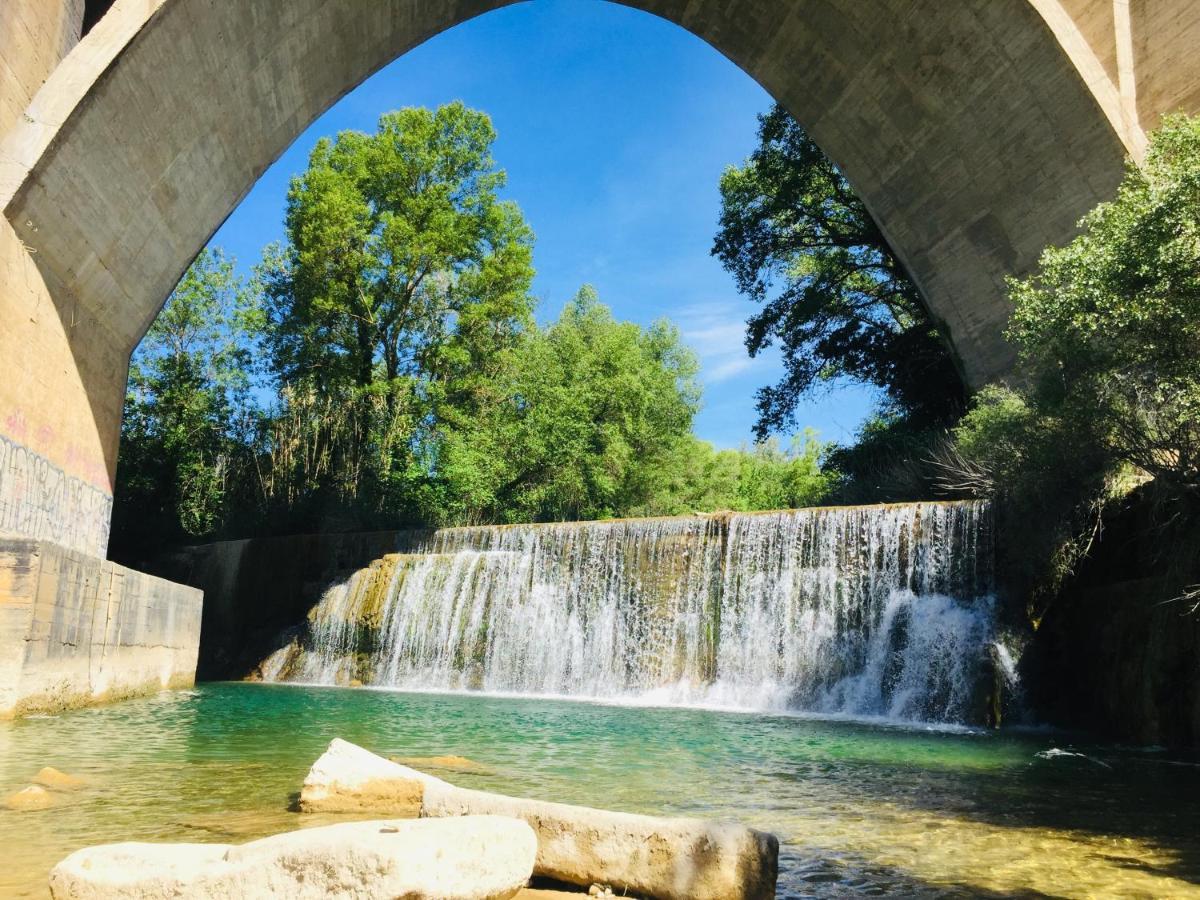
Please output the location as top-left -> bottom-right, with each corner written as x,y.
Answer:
261,502 -> 997,723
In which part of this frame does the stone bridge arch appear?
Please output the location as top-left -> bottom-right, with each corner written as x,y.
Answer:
0,0 -> 1197,558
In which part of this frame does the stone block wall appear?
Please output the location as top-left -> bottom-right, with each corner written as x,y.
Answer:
0,537 -> 202,717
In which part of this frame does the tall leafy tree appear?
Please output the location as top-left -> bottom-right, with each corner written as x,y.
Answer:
111,248 -> 261,559
268,101 -> 534,391
260,102 -> 536,524
714,104 -> 965,438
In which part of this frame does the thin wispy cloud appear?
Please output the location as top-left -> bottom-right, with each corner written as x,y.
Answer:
676,301 -> 779,386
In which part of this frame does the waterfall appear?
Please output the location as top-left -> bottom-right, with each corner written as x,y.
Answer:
259,501 -> 997,724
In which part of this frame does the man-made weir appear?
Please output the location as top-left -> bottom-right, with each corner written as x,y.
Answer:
259,501 -> 998,724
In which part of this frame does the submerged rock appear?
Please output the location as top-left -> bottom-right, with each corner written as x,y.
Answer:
304,738 -> 778,900
4,784 -> 56,811
392,754 -> 495,775
175,808 -> 311,840
33,767 -> 85,790
49,815 -> 536,899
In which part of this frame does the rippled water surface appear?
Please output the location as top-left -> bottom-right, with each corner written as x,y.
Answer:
2,683 -> 1199,898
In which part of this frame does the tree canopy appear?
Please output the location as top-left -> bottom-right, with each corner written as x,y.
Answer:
266,102 -> 534,392
436,286 -> 705,523
1006,114 -> 1200,487
713,104 -> 965,438
258,103 -> 536,527
110,103 -> 838,559
941,114 -> 1200,595
953,114 -> 1200,499
111,248 -> 262,557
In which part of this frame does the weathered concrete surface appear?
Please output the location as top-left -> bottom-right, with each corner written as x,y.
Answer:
0,1 -> 83,137
303,739 -> 779,900
0,5 -> 116,560
0,217 -> 116,559
49,816 -> 538,900
0,537 -> 202,718
0,0 -> 1197,555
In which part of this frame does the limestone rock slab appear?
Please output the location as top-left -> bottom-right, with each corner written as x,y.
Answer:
300,735 -> 424,815
49,815 -> 537,900
304,739 -> 778,900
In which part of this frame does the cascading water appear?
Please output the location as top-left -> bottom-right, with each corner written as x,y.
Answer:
259,501 -> 998,724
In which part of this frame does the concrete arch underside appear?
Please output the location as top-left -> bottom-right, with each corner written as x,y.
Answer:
0,0 -> 1198,559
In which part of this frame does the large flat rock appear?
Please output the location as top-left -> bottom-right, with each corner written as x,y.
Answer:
303,738 -> 778,900
49,815 -> 536,899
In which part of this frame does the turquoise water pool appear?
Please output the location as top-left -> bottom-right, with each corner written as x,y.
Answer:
2,683 -> 1199,897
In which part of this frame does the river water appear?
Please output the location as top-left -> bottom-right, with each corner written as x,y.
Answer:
2,683 -> 1199,898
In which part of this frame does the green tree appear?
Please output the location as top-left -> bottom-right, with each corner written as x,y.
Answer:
436,287 -> 702,523
732,434 -> 831,511
635,437 -> 744,515
942,116 -> 1200,604
635,433 -> 832,516
713,104 -> 964,437
1007,114 -> 1200,488
111,248 -> 261,559
260,102 -> 536,525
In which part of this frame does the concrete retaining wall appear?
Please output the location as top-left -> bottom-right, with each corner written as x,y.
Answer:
0,537 -> 202,717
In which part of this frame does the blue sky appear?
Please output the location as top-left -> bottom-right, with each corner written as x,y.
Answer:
208,0 -> 878,448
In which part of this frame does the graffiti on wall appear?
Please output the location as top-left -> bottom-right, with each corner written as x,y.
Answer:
0,432 -> 111,557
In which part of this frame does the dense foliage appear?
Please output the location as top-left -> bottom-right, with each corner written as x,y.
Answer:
111,249 -> 262,553
1007,114 -> 1200,488
111,104 -> 834,559
713,104 -> 965,439
953,116 -> 1200,494
635,432 -> 832,517
944,115 -> 1200,599
437,286 -> 704,524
